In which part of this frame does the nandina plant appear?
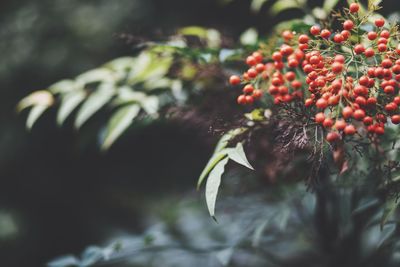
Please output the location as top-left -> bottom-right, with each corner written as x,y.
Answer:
199,1 -> 400,227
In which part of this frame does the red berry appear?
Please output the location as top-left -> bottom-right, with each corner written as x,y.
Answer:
380,30 -> 390,39
252,89 -> 263,99
375,18 -> 385,27
285,71 -> 296,81
272,52 -> 283,61
334,54 -> 345,63
342,106 -> 353,118
245,95 -> 254,104
326,132 -> 340,142
323,118 -> 334,128
310,25 -> 321,36
316,98 -> 328,109
333,34 -> 344,43
349,3 -> 359,13
343,20 -> 354,30
363,116 -> 373,125
320,29 -> 331,39
364,48 -> 375,57
354,44 -> 365,54
247,68 -> 258,78
252,52 -> 263,63
331,62 -> 343,73
344,124 -> 356,135
382,59 -> 393,69
282,30 -> 294,40
391,115 -> 400,124
243,84 -> 254,94
246,56 -> 256,66
298,34 -> 309,44
315,112 -> 325,123
229,75 -> 241,85
237,95 -> 246,104
353,109 -> 366,120
335,119 -> 346,131
368,31 -> 377,40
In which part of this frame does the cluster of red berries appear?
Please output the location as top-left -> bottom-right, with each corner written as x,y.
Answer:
229,2 -> 400,142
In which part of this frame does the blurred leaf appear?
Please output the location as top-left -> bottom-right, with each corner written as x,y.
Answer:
101,104 -> 140,150
312,7 -> 327,20
352,198 -> 380,215
48,80 -> 79,94
76,68 -> 117,85
17,90 -> 54,112
227,142 -> 254,170
322,0 -> 339,13
57,91 -> 86,126
47,256 -> 79,267
216,248 -> 234,266
270,0 -> 306,15
368,0 -> 382,11
250,0 -> 269,13
381,196 -> 399,229
205,157 -> 229,218
81,246 -> 104,266
377,223 -> 396,247
75,83 -> 115,129
240,28 -> 258,46
26,105 -> 49,130
141,96 -> 159,115
252,219 -> 270,247
245,109 -> 265,121
179,26 -> 208,38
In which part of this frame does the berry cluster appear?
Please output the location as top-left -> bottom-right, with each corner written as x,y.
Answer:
229,3 -> 400,142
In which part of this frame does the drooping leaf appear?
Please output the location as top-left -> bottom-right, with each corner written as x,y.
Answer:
214,128 -> 247,152
197,150 -> 230,189
74,83 -> 115,129
227,142 -> 254,170
26,105 -> 49,130
57,91 -> 86,126
101,104 -> 141,151
205,157 -> 229,218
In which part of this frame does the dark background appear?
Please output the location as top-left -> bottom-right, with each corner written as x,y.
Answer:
0,0 -> 398,266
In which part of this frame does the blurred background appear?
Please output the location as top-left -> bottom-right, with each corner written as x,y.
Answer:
1,0 -> 400,266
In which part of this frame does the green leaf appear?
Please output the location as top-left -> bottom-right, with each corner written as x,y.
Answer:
179,26 -> 208,38
227,142 -> 254,170
197,151 -> 230,189
381,196 -> 399,229
377,223 -> 396,247
215,128 -> 247,152
74,83 -> 115,129
322,0 -> 339,13
76,68 -> 116,85
101,104 -> 141,151
205,157 -> 229,218
270,0 -> 305,15
250,0 -> 269,13
26,105 -> 49,130
57,91 -> 86,126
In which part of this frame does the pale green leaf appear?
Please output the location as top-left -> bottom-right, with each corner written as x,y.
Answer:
74,83 -> 115,129
26,105 -> 49,130
240,28 -> 258,45
197,150 -> 230,189
179,26 -> 208,38
270,0 -> 305,15
141,96 -> 159,115
48,80 -> 79,94
215,128 -> 247,152
227,142 -> 254,170
322,0 -> 339,13
368,0 -> 382,11
101,104 -> 141,150
205,157 -> 229,218
76,68 -> 116,85
17,90 -> 54,112
57,91 -> 86,126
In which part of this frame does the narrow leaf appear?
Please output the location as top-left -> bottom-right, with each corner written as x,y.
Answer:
17,90 -> 54,112
101,104 -> 141,151
228,142 -> 254,170
74,83 -> 115,129
322,0 -> 339,13
57,91 -> 86,126
270,0 -> 305,15
250,0 -> 269,13
205,157 -> 229,218
381,196 -> 399,229
377,223 -> 396,247
26,105 -> 49,130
